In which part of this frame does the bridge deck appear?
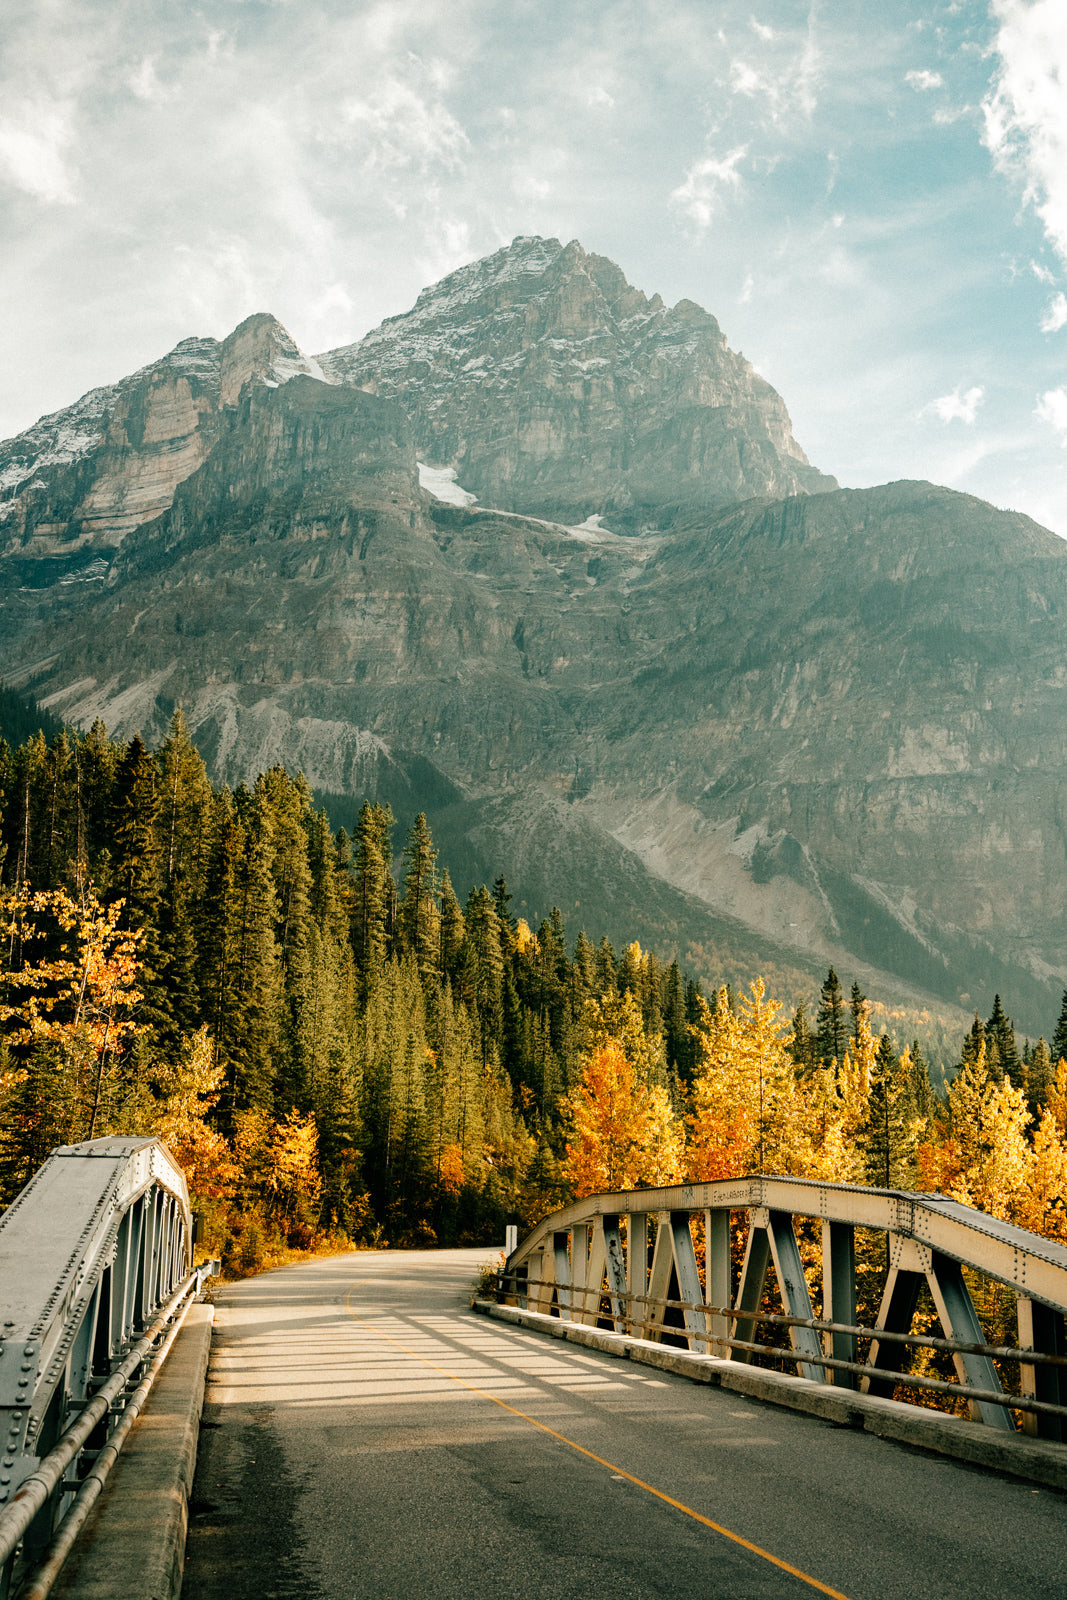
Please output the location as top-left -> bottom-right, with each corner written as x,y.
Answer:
181,1248 -> 1065,1600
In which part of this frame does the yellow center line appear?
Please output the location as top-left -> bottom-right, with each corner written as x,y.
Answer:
343,1288 -> 853,1600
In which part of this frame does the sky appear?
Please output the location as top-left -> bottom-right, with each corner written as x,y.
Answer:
2,0 -> 1067,534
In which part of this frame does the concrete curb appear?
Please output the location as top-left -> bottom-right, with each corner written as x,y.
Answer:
53,1301 -> 215,1600
472,1297 -> 1067,1491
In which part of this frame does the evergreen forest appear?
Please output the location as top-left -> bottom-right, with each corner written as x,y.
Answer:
2,703 -> 1067,1274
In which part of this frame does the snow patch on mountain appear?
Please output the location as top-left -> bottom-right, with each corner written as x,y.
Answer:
418,462 -> 478,506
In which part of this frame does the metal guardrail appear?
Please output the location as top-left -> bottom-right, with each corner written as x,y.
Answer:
0,1137 -> 213,1600
491,1272 -> 1067,1422
500,1175 -> 1067,1442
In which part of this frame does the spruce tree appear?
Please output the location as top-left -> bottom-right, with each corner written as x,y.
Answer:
864,1033 -> 914,1192
662,960 -> 691,1083
1028,1037 -> 1054,1117
351,802 -> 394,985
790,1000 -> 816,1075
1052,990 -> 1067,1070
986,994 -> 1022,1089
850,981 -> 866,1050
460,885 -> 504,1068
816,967 -> 847,1068
156,710 -> 212,887
398,813 -> 440,983
438,868 -> 465,984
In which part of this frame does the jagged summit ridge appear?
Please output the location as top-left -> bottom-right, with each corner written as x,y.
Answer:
318,236 -> 835,527
0,314 -> 324,555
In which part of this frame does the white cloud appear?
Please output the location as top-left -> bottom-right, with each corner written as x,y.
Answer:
926,385 -> 985,424
0,101 -> 77,203
726,16 -> 820,125
1040,291 -> 1067,333
341,73 -> 470,175
1035,387 -> 1067,443
586,85 -> 615,110
1031,259 -> 1055,284
128,57 -> 173,104
905,69 -> 943,91
670,148 -> 747,228
983,0 -> 1067,267
751,19 -> 776,43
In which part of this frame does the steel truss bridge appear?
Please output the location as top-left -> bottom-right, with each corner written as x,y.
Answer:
501,1175 -> 1067,1438
0,1137 -> 210,1600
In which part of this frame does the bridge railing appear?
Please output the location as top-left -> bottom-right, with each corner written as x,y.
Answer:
0,1136 -> 211,1600
496,1175 -> 1067,1441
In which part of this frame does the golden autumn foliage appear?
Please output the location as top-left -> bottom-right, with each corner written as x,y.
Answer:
562,1038 -> 684,1197
148,1027 -> 238,1201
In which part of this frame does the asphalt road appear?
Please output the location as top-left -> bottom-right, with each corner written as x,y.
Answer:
182,1248 -> 1065,1600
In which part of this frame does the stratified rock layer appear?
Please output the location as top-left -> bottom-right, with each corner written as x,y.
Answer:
0,313 -> 323,560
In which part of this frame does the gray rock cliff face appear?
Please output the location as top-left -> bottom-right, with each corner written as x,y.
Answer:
0,314 -> 324,565
318,236 -> 836,528
0,242 -> 1063,1028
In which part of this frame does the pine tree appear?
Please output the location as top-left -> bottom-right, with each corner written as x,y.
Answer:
351,801 -> 394,986
850,981 -> 866,1050
986,994 -> 1022,1089
1027,1037 -> 1054,1117
156,710 -> 212,887
110,734 -> 165,1029
790,1000 -> 816,1075
1052,990 -> 1067,1072
398,813 -> 440,982
662,959 -> 691,1083
438,868 -> 465,984
460,886 -> 504,1069
863,1033 -> 916,1192
908,1039 -> 939,1123
816,967 -> 847,1068
111,735 -> 162,922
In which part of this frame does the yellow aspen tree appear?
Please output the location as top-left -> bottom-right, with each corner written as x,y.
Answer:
805,1062 -> 866,1184
971,1077 -> 1034,1223
0,887 -> 144,1140
149,1026 -> 237,1202
562,1037 -> 684,1197
1024,1109 -> 1067,1241
939,1039 -> 989,1205
580,991 -> 668,1087
1046,1058 -> 1067,1138
687,988 -> 756,1179
688,978 -> 801,1179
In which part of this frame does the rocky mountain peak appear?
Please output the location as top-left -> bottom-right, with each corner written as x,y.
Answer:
219,313 -> 327,405
318,236 -> 834,528
0,313 -> 327,566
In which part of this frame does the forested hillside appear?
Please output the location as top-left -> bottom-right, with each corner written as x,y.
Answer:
2,708 -> 1066,1272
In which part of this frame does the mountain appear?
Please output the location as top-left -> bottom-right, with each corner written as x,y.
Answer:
1,238 -> 1064,1032
318,235 -> 836,528
0,312 -> 324,565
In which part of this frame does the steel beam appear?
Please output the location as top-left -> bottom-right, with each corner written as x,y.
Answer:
552,1232 -> 572,1321
733,1214 -> 772,1366
1017,1296 -> 1067,1442
822,1220 -> 858,1389
669,1213 -> 707,1354
627,1214 -> 648,1337
925,1252 -> 1014,1431
704,1209 -> 732,1356
766,1211 -> 824,1382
